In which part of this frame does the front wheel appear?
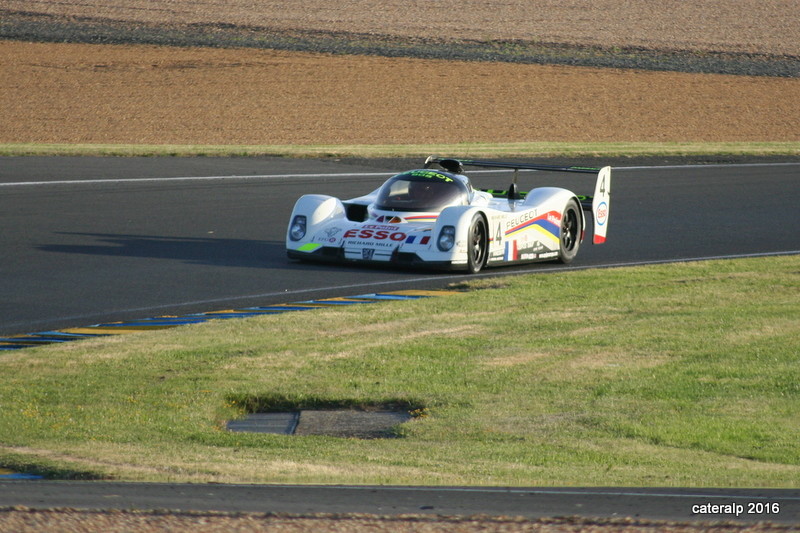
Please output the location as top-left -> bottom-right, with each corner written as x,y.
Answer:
466,213 -> 489,274
557,199 -> 581,264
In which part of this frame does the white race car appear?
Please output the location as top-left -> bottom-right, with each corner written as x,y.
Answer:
286,157 -> 610,273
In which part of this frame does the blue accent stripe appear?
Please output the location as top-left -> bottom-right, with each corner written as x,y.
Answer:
91,318 -> 206,329
299,300 -> 372,306
0,473 -> 44,479
3,337 -> 72,343
506,218 -> 560,238
354,293 -> 426,300
0,337 -> 63,344
245,305 -> 320,312
195,312 -> 273,318
536,219 -> 560,236
97,318 -> 207,327
126,317 -> 208,323
37,331 -> 101,338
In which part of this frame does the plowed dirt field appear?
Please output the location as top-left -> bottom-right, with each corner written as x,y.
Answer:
2,0 -> 799,146
2,40 -> 799,146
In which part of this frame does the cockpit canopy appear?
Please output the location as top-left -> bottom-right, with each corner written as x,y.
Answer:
374,170 -> 470,212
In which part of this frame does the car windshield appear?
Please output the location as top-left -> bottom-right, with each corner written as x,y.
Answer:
374,171 -> 469,212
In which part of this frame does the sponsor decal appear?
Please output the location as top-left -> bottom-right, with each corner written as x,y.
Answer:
505,210 -> 560,243
316,227 -> 342,243
408,170 -> 453,182
596,201 -> 608,225
504,240 -> 557,262
362,224 -> 401,231
344,228 -> 407,241
505,210 -> 539,231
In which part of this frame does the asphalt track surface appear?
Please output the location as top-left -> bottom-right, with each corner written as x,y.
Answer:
1,156 -> 799,522
0,482 -> 798,524
2,156 -> 799,337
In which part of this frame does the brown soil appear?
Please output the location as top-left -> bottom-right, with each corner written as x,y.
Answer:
2,40 -> 798,145
0,508 -> 792,533
4,0 -> 799,56
2,0 -> 799,146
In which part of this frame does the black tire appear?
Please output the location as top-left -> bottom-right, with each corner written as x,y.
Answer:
557,199 -> 581,264
467,213 -> 489,274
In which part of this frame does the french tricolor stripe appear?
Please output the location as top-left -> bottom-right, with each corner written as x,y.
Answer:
504,240 -> 519,261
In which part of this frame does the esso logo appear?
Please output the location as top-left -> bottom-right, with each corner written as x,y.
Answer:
344,228 -> 407,241
596,202 -> 608,225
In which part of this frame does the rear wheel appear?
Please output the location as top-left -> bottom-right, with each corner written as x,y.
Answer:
467,214 -> 489,274
557,199 -> 581,264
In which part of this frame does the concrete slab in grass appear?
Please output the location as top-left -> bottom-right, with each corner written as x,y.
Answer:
228,409 -> 412,438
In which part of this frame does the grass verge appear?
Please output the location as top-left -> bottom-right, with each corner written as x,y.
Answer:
1,142 -> 799,159
0,256 -> 797,486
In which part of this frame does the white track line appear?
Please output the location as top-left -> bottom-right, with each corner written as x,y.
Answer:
295,484 -> 800,500
2,162 -> 798,187
614,162 -> 800,171
0,169 -> 526,187
0,171 -> 391,187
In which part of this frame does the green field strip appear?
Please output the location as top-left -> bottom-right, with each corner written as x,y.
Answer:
1,141 -> 798,158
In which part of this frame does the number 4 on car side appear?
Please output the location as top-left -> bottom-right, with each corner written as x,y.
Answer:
287,156 -> 611,273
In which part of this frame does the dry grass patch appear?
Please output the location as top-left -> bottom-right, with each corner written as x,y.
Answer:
565,349 -> 670,371
481,351 -> 554,368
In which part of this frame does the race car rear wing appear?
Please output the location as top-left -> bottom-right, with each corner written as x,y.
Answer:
424,156 -> 610,244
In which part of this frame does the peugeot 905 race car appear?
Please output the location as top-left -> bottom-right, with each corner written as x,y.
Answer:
286,156 -> 610,273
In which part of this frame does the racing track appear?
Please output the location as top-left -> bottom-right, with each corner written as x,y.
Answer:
1,156 -> 799,522
2,156 -> 798,337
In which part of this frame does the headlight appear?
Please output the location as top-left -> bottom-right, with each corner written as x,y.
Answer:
437,226 -> 456,251
289,215 -> 307,241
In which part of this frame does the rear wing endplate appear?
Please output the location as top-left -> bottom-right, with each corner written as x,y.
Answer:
591,166 -> 610,244
425,156 -> 610,244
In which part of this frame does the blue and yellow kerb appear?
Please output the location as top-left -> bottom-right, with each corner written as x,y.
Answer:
0,290 -> 451,352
